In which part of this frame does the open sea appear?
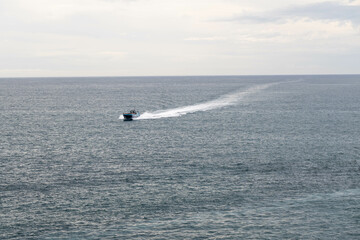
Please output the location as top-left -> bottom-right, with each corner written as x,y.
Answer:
1,75 -> 359,239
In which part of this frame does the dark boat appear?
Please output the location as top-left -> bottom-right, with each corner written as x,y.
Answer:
123,110 -> 140,121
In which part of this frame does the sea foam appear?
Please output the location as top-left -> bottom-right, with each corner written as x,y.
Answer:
128,83 -> 275,120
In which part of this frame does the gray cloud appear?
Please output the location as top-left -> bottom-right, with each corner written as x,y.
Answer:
231,2 -> 360,25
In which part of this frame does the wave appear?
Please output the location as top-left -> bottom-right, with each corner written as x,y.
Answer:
119,82 -> 276,120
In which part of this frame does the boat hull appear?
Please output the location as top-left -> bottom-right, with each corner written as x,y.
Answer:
123,113 -> 140,121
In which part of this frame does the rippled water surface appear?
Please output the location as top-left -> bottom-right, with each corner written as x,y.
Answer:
1,75 -> 360,239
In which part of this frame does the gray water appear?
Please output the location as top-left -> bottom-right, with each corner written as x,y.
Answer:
1,75 -> 359,239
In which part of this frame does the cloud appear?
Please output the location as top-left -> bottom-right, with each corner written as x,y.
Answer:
231,2 -> 360,26
184,36 -> 227,42
0,0 -> 359,77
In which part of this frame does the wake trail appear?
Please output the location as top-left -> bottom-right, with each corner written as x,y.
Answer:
129,82 -> 277,120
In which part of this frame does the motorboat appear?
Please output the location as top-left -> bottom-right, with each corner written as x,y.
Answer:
123,110 -> 140,121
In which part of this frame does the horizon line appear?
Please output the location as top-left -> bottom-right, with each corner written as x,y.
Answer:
1,73 -> 360,79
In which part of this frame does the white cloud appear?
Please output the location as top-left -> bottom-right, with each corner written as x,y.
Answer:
0,0 -> 359,77
184,36 -> 227,41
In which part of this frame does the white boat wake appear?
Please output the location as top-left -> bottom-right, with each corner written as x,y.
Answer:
120,82 -> 276,120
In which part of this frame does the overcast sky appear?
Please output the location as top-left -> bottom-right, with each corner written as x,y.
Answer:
1,0 -> 359,77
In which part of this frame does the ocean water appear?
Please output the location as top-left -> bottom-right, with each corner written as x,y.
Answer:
0,75 -> 359,239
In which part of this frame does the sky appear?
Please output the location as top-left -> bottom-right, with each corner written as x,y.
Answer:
0,0 -> 359,77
